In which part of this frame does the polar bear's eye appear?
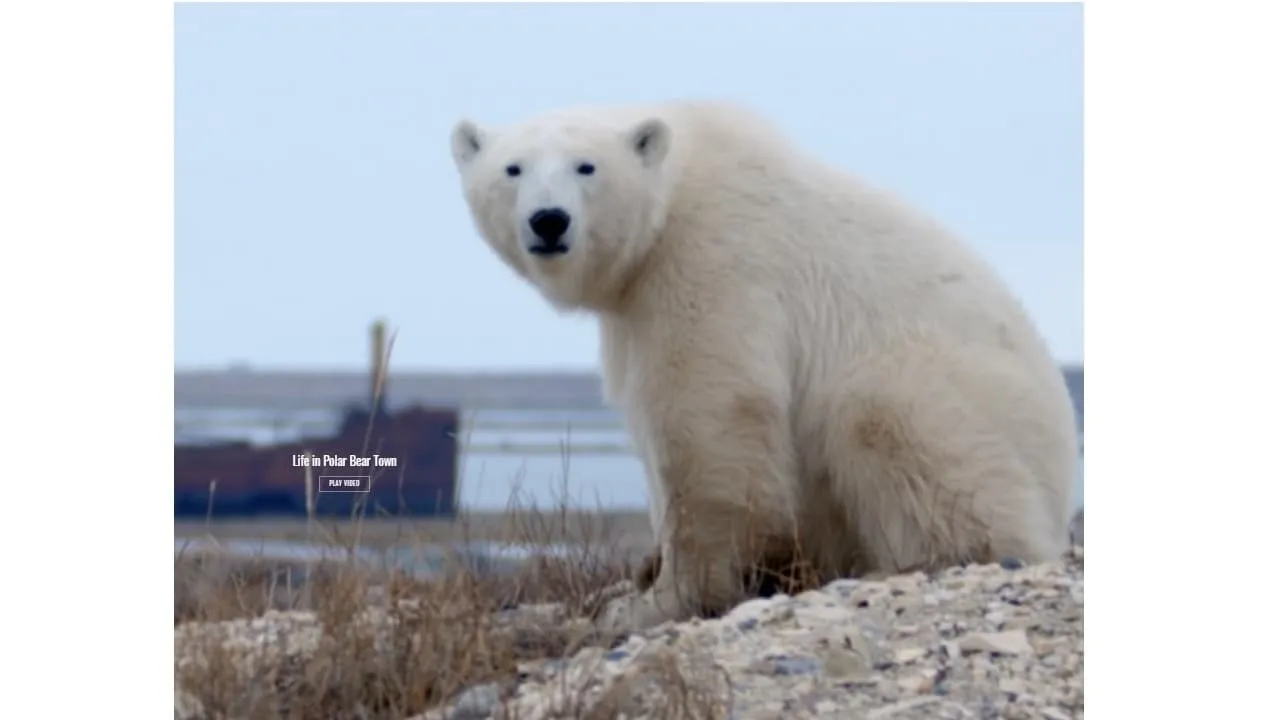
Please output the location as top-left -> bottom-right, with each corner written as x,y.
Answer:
505,164 -> 522,178
576,162 -> 596,176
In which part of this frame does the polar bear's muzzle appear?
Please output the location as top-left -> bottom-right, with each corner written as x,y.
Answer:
526,207 -> 572,257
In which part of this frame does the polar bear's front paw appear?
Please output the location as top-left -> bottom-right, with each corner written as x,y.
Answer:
583,577 -> 636,619
593,588 -> 677,637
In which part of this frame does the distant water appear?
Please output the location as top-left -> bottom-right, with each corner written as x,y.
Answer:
176,407 -> 1085,514
174,536 -> 575,579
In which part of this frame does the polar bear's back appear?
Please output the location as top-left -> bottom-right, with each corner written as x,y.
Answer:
639,101 -> 1079,506
650,102 -> 1062,379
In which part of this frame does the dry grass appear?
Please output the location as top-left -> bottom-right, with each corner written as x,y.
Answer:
173,510 -> 654,551
174,487 -> 827,720
174,494 -> 653,719
174,478 -> 815,720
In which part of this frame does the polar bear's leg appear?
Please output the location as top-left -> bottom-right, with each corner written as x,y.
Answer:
597,389 -> 802,633
824,350 -> 1071,575
633,436 -> 667,591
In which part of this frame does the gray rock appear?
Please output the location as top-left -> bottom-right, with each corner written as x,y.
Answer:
957,630 -> 1033,656
446,683 -> 502,720
1069,508 -> 1084,545
998,556 -> 1025,571
751,655 -> 820,676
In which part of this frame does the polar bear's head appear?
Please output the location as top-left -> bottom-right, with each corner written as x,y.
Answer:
450,110 -> 673,310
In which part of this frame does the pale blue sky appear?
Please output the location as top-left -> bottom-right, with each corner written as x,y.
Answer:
175,2 -> 1082,371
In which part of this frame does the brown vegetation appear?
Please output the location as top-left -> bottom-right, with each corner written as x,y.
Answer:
173,485 -> 821,719
176,498 -> 644,719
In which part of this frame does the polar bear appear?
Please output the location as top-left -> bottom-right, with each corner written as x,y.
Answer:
449,100 -> 1080,635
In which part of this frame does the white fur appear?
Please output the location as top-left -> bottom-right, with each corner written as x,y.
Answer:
450,100 -> 1081,635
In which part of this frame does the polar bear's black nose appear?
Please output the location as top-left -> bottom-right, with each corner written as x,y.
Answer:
528,208 -> 571,245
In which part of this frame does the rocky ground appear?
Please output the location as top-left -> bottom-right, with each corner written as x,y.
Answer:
175,541 -> 1083,719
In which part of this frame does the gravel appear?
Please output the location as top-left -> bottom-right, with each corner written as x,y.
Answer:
465,547 -> 1085,719
177,546 -> 1084,719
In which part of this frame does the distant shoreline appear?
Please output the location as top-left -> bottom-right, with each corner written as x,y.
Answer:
175,367 -> 1084,415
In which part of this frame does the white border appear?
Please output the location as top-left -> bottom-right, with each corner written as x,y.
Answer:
1086,0 -> 1280,717
3,1 -> 1278,717
0,1 -> 172,716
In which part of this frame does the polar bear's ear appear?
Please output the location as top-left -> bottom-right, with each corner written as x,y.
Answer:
628,118 -> 670,168
451,119 -> 486,169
